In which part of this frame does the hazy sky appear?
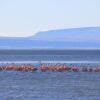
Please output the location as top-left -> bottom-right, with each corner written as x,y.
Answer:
0,0 -> 100,37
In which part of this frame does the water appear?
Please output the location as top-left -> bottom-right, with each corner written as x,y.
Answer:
0,72 -> 100,100
0,50 -> 100,100
0,50 -> 100,62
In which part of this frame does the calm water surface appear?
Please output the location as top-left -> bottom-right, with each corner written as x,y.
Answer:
0,72 -> 100,100
0,50 -> 100,100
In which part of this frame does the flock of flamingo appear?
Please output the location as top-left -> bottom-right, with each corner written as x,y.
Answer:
0,63 -> 100,72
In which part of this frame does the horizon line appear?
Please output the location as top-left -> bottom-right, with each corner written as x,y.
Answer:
0,26 -> 100,37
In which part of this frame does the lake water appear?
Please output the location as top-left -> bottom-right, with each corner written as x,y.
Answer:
0,50 -> 100,62
0,50 -> 100,100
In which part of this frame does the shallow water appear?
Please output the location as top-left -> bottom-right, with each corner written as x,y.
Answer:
0,71 -> 100,100
0,50 -> 100,62
0,50 -> 100,100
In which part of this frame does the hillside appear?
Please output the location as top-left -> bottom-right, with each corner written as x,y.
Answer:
0,27 -> 100,49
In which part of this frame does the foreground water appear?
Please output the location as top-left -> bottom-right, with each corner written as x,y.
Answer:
0,71 -> 100,100
0,50 -> 100,100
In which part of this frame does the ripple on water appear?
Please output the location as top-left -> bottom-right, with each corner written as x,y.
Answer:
0,72 -> 100,100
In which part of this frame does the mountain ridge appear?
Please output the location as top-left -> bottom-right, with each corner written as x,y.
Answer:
32,27 -> 100,41
0,27 -> 100,49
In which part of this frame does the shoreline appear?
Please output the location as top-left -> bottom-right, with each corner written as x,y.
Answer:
0,61 -> 100,64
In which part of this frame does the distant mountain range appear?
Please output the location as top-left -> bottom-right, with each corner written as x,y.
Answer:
0,27 -> 100,49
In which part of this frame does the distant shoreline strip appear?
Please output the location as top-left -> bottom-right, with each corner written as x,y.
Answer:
0,61 -> 100,64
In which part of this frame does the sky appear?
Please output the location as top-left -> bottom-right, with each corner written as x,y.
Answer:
0,0 -> 100,37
